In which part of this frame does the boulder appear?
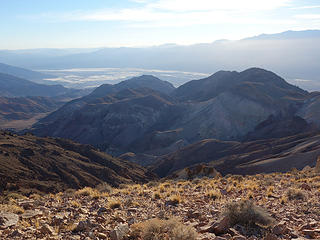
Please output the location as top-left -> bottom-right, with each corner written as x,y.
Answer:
211,216 -> 231,235
74,220 -> 92,232
110,223 -> 129,240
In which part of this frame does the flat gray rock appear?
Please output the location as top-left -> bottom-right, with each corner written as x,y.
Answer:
0,212 -> 19,228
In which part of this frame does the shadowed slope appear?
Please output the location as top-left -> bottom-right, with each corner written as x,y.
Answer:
0,131 -> 155,193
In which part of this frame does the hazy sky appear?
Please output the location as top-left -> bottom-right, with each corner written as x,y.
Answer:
1,0 -> 320,49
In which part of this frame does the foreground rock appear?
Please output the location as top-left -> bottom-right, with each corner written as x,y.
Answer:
0,212 -> 19,228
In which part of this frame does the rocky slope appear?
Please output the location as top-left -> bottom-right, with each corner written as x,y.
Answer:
0,96 -> 61,122
0,131 -> 155,194
152,132 -> 320,177
0,167 -> 319,239
32,87 -> 182,155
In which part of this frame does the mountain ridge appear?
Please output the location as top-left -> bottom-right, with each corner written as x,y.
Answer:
31,68 -> 318,160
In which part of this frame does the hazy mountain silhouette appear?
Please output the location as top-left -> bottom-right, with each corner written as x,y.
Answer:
1,30 -> 319,90
0,72 -> 91,98
0,62 -> 55,83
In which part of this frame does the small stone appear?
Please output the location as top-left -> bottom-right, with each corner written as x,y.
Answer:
51,215 -> 64,226
18,200 -> 34,210
187,210 -> 201,219
21,209 -> 43,219
211,216 -> 230,235
214,237 -> 227,240
74,220 -> 92,232
228,228 -> 240,236
40,224 -> 55,235
272,221 -> 288,235
263,232 -> 278,240
300,183 -> 311,191
199,225 -> 214,233
200,232 -> 216,240
232,235 -> 246,240
97,207 -> 108,215
98,232 -> 108,239
10,229 -> 23,238
110,223 -> 129,240
302,229 -> 318,238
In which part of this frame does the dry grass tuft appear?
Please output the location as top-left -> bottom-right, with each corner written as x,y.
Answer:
96,182 -> 113,193
132,218 -> 198,240
75,187 -> 107,199
0,203 -> 25,214
152,191 -> 161,200
286,188 -> 306,200
70,200 -> 81,208
168,194 -> 181,205
108,199 -> 121,209
223,200 -> 274,227
206,189 -> 222,200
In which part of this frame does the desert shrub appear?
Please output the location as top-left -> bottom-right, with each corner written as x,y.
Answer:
96,182 -> 113,193
147,181 -> 159,188
286,188 -> 306,200
108,199 -> 121,209
133,218 -> 198,240
191,178 -> 201,185
206,190 -> 222,200
76,187 -> 95,196
70,200 -> 81,208
64,188 -> 76,197
223,200 -> 274,227
168,195 -> 181,205
75,187 -> 103,199
152,191 -> 161,200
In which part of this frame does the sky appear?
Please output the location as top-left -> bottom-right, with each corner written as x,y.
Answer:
1,0 -> 320,49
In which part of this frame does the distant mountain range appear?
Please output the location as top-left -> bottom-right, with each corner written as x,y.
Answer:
0,72 -> 91,98
0,62 -> 55,84
1,30 -> 320,90
0,66 -> 94,130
